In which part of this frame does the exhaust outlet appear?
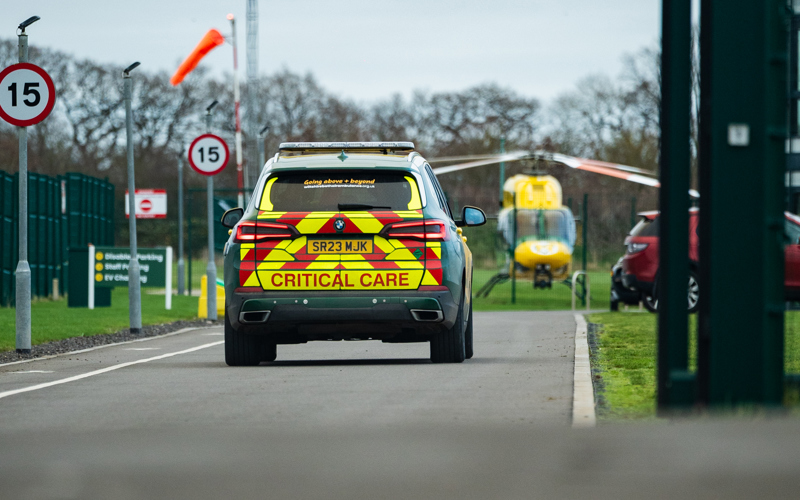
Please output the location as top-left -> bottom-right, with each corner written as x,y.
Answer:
410,309 -> 444,322
239,310 -> 271,324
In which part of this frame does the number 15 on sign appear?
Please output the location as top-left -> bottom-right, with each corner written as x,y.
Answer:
0,62 -> 55,127
188,134 -> 230,176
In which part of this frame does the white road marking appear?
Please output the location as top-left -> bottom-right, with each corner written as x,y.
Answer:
11,371 -> 54,374
0,341 -> 224,401
124,348 -> 161,351
202,333 -> 224,336
572,313 -> 596,428
0,326 -> 220,368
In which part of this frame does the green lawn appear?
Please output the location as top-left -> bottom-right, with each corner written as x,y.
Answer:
587,311 -> 800,419
473,268 -> 611,311
0,288 -> 199,352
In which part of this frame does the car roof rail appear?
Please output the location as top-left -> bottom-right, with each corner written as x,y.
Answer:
277,141 -> 416,157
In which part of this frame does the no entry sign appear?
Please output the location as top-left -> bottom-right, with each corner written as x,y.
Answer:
188,134 -> 229,176
125,189 -> 167,219
0,63 -> 56,127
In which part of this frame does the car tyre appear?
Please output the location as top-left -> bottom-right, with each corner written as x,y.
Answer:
643,294 -> 658,313
687,270 -> 700,313
225,314 -> 261,366
464,302 -> 474,359
260,340 -> 277,362
430,290 -> 466,364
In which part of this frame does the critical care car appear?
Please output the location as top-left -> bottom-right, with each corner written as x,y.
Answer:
221,142 -> 486,366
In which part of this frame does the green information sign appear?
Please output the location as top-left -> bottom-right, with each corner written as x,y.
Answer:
93,247 -> 168,287
87,245 -> 173,310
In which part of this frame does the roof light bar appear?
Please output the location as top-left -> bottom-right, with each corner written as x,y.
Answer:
278,141 -> 415,151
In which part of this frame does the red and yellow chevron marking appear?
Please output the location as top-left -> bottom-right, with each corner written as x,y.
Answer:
238,210 -> 443,289
256,269 -> 425,290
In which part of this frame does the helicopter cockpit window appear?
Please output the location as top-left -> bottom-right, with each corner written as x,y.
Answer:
498,207 -> 576,248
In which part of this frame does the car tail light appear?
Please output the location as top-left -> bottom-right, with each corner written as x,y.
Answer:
234,221 -> 298,242
627,242 -> 649,254
381,220 -> 447,240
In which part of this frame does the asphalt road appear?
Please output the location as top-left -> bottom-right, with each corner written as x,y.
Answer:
2,310 -> 800,499
0,310 -> 576,431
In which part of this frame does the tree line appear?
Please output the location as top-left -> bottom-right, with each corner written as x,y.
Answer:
0,38 -> 664,263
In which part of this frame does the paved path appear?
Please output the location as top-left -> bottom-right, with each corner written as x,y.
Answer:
3,311 -> 799,499
0,311 -> 576,431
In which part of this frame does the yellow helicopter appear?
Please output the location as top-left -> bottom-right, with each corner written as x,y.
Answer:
430,150 -> 682,296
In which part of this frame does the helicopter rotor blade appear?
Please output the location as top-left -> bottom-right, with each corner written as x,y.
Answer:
430,151 -> 530,175
430,150 -> 704,196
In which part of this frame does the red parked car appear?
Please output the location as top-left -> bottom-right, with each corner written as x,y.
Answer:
621,210 -> 800,313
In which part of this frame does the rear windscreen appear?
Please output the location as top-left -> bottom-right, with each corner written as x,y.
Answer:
259,170 -> 422,212
630,217 -> 659,237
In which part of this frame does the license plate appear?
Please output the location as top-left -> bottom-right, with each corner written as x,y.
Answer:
308,239 -> 373,254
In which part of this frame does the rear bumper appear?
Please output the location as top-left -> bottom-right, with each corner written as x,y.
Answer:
622,273 -> 654,295
225,289 -> 459,341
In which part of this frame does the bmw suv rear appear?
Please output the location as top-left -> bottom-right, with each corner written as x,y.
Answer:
221,142 -> 486,366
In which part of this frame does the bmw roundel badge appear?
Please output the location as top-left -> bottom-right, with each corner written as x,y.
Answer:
334,218 -> 346,233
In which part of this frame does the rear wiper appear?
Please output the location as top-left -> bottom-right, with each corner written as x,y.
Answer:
337,204 -> 392,211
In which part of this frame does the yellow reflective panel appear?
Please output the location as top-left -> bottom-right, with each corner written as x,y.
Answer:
296,215 -> 330,234
404,176 -> 422,210
259,177 -> 278,211
347,214 -> 385,234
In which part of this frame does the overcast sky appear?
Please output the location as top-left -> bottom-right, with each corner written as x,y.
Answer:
7,0 -> 661,104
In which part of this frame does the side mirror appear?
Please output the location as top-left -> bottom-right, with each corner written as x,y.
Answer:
456,206 -> 486,227
221,207 -> 244,229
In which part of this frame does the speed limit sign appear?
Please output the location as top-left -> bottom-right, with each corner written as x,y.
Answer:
188,134 -> 230,176
0,63 -> 55,127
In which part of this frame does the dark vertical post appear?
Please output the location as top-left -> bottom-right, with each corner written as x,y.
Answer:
582,194 -> 588,272
630,196 -> 637,230
658,0 -> 693,410
187,194 -> 193,296
697,0 -> 786,406
511,192 -> 517,304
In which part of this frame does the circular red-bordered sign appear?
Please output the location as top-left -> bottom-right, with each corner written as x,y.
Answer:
188,133 -> 230,176
0,63 -> 56,127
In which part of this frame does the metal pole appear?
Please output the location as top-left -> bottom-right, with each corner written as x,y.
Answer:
15,28 -> 31,353
498,137 -> 506,206
258,124 -> 269,179
124,62 -> 142,334
205,107 -> 218,321
658,0 -> 693,411
229,14 -> 245,208
511,192 -> 517,305
187,194 -> 192,295
246,0 -> 259,194
177,152 -> 185,295
582,194 -> 588,272
630,196 -> 637,230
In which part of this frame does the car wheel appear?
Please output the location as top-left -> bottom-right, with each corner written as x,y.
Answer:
430,289 -> 466,364
643,294 -> 658,313
464,302 -> 474,359
688,270 -> 700,313
225,314 -> 261,366
260,340 -> 277,362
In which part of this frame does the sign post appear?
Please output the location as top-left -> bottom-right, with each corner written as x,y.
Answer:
123,61 -> 142,334
0,16 -> 55,353
188,101 -> 229,321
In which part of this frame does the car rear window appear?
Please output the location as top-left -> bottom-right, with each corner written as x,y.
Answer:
259,170 -> 422,212
630,217 -> 659,237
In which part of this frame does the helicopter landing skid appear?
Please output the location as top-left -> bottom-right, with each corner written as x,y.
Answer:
475,272 -> 510,298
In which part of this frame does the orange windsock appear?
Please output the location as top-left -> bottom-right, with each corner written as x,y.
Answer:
170,29 -> 225,86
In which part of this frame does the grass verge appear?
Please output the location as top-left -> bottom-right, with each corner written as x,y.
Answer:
473,268 -> 611,311
0,288 -> 199,352
588,311 -> 800,419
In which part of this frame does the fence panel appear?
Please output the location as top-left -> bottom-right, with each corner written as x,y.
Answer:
0,172 -> 114,306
